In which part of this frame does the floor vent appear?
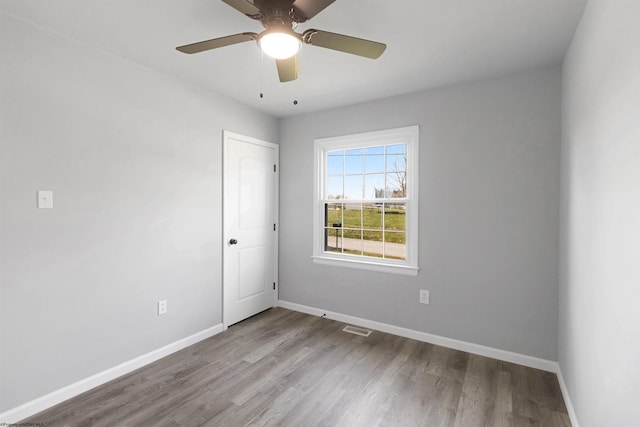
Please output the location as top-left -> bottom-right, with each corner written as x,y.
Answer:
342,325 -> 372,337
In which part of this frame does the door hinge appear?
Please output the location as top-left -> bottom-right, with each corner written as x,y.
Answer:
274,164 -> 276,172
273,282 -> 276,290
273,223 -> 276,231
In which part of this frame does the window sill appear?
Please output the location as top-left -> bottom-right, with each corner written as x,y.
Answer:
311,255 -> 419,276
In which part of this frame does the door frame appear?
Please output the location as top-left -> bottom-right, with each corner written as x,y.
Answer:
222,130 -> 279,329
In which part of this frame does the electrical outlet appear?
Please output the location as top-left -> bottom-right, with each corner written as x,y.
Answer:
158,299 -> 167,315
37,190 -> 53,209
419,289 -> 430,305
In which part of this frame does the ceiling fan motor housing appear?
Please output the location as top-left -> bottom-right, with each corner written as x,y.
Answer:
252,0 -> 301,29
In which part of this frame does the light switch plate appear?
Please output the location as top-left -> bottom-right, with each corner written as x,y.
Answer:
38,191 -> 53,209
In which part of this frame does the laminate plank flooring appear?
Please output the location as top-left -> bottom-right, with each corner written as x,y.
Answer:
23,308 -> 571,426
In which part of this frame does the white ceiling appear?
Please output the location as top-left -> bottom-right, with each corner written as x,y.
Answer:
1,0 -> 586,117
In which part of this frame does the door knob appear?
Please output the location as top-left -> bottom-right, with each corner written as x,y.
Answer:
229,238 -> 238,245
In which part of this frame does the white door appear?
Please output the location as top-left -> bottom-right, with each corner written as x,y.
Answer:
223,131 -> 278,327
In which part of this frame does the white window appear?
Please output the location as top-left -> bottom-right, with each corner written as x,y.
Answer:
312,126 -> 419,276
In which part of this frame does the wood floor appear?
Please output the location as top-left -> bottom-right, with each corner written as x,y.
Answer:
24,308 -> 570,426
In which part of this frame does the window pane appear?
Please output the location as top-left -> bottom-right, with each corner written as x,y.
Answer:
386,154 -> 406,173
327,176 -> 343,199
384,203 -> 406,231
325,227 -> 343,253
327,151 -> 344,175
342,204 -> 362,229
363,231 -> 384,258
326,203 -> 343,226
345,149 -> 363,174
365,146 -> 384,173
364,173 -> 385,200
386,173 -> 406,198
342,228 -> 362,256
363,203 -> 382,230
344,175 -> 363,199
386,144 -> 406,155
384,232 -> 406,260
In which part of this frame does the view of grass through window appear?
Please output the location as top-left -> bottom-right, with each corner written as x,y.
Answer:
323,144 -> 407,260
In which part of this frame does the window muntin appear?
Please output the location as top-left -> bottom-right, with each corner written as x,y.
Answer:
323,143 -> 407,260
313,126 -> 419,275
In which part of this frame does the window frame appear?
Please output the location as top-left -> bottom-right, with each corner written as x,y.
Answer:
312,126 -> 419,276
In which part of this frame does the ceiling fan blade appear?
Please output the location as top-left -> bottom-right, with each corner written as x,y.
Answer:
276,55 -> 300,82
220,0 -> 261,18
303,29 -> 386,59
176,32 -> 257,54
292,0 -> 336,22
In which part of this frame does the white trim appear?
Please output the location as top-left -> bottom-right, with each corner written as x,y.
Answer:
312,126 -> 419,274
311,255 -> 418,276
0,324 -> 224,424
222,130 -> 279,329
556,365 -> 581,427
277,300 -> 558,373
273,145 -> 280,307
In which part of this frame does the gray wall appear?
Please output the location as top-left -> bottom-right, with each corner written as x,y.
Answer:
0,13 -> 278,412
279,67 -> 561,360
560,2 -> 640,426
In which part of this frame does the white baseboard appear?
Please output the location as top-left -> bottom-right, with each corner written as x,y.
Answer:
278,300 -> 558,373
555,365 -> 580,427
0,324 -> 224,424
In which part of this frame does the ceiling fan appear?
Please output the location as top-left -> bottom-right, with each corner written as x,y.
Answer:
176,0 -> 387,82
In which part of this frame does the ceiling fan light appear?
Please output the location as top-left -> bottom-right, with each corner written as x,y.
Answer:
259,32 -> 301,59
